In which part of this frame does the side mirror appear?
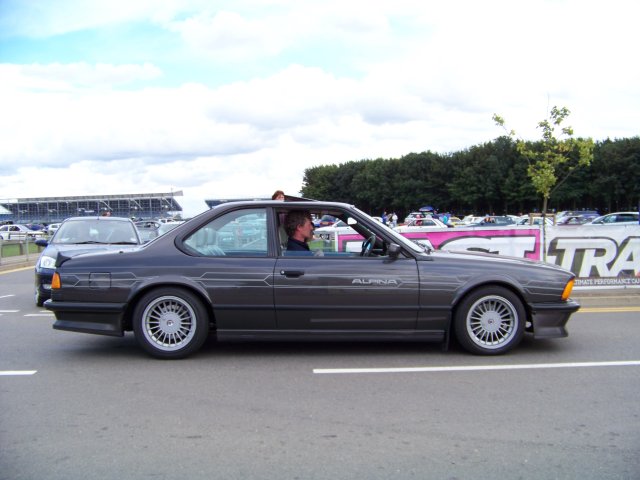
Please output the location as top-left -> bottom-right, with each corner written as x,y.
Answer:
35,239 -> 48,247
388,243 -> 401,259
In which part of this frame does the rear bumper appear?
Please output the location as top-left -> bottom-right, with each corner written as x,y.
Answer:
530,299 -> 580,339
45,300 -> 126,337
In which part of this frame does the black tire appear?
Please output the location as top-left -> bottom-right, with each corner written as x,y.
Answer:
454,286 -> 525,355
132,287 -> 209,359
35,289 -> 44,307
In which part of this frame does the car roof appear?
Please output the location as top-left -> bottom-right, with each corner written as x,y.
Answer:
211,200 -> 353,213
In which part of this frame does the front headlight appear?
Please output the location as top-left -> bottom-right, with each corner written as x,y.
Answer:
38,255 -> 57,269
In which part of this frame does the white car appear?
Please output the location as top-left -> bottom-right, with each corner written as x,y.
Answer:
461,215 -> 484,225
394,217 -> 448,233
46,223 -> 61,236
314,220 -> 356,241
515,215 -> 554,226
0,224 -> 46,240
588,212 -> 639,225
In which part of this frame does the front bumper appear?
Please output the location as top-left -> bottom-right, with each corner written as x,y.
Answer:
530,299 -> 580,339
45,300 -> 127,336
35,270 -> 53,301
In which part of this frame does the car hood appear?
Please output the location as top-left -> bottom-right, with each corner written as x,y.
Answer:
428,248 -> 571,274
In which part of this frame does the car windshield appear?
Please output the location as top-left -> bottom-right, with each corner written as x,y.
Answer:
353,207 -> 427,254
53,219 -> 139,245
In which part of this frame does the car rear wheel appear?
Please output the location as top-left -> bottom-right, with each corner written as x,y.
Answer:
454,286 -> 525,355
133,288 -> 209,359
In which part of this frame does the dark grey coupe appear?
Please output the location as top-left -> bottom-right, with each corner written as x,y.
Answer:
45,200 -> 579,359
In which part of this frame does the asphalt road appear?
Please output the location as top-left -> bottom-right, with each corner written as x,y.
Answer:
1,268 -> 639,480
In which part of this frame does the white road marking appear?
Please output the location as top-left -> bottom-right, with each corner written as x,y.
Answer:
0,310 -> 19,313
580,307 -> 640,313
0,294 -> 16,299
0,370 -> 37,376
24,313 -> 54,317
313,360 -> 640,375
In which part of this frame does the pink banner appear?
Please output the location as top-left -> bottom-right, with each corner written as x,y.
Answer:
337,227 -> 541,260
401,228 -> 541,260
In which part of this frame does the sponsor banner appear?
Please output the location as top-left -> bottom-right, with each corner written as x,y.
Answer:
336,233 -> 365,253
401,227 -> 541,260
546,224 -> 639,288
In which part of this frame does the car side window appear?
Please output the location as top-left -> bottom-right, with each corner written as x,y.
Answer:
184,208 -> 268,257
279,209 -> 393,258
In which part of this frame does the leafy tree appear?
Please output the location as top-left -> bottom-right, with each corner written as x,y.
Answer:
301,164 -> 340,200
493,106 -> 595,216
590,137 -> 640,212
299,135 -> 637,219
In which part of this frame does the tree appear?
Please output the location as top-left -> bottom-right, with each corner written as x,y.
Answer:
493,106 -> 595,216
301,164 -> 340,200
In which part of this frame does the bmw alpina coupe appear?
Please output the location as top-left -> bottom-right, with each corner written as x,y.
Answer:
46,200 -> 579,359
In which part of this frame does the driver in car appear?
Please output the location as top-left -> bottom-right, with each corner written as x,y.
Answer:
284,210 -> 314,252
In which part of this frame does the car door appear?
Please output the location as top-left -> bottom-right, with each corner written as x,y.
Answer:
273,236 -> 420,331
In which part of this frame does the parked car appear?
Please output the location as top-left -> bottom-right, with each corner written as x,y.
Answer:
466,216 -> 516,227
461,215 -> 484,225
314,214 -> 337,228
403,212 -> 428,224
135,220 -> 162,242
394,217 -> 448,233
555,214 -> 598,225
46,223 -> 61,236
515,215 -> 554,226
25,223 -> 46,231
314,219 -> 356,241
34,216 -> 142,306
45,200 -> 579,359
0,224 -> 46,240
588,212 -> 639,225
556,210 -> 599,223
445,216 -> 464,227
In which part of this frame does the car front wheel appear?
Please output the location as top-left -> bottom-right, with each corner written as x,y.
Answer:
133,288 -> 209,359
454,286 -> 525,355
35,288 -> 45,307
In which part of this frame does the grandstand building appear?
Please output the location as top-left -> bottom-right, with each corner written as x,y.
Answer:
0,191 -> 183,223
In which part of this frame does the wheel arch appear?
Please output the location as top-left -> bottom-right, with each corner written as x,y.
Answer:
122,280 -> 216,332
450,280 -> 532,334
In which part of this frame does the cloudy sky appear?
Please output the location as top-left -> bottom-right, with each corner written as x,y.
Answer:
1,0 -> 638,217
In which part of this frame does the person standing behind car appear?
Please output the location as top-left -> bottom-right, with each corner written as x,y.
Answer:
272,190 -> 285,201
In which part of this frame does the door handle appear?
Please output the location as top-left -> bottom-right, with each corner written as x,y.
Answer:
280,270 -> 304,278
